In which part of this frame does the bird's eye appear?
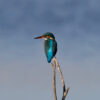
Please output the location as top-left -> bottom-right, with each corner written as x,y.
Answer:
46,36 -> 54,40
46,36 -> 50,38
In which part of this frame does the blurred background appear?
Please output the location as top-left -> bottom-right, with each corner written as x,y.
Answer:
0,0 -> 100,100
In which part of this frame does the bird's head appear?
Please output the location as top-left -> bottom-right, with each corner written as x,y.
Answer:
34,32 -> 55,40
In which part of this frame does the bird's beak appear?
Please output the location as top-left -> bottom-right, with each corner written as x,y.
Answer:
34,35 -> 45,39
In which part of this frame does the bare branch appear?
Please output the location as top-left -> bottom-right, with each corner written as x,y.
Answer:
52,61 -> 57,100
53,57 -> 69,100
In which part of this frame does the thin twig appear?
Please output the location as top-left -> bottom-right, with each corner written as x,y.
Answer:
53,57 -> 69,100
52,61 -> 57,100
62,88 -> 70,100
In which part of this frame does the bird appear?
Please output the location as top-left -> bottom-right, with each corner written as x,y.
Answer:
34,32 -> 57,63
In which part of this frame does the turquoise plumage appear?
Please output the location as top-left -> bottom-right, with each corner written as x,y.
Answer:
34,32 -> 57,63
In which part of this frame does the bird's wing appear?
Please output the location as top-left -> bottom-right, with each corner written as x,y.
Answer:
44,40 -> 57,63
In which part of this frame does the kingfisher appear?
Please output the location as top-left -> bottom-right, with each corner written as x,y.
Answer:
34,32 -> 57,63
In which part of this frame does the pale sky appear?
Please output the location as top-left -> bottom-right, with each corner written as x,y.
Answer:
0,0 -> 100,100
